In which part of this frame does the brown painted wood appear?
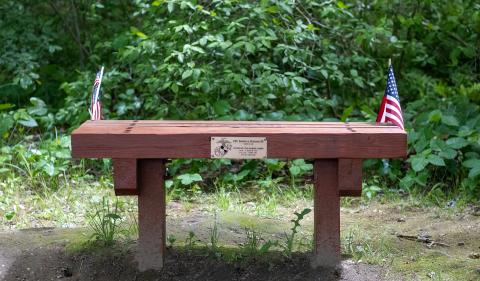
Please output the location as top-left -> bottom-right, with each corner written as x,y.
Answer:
112,159 -> 138,195
338,159 -> 362,197
71,120 -> 407,159
313,159 -> 340,267
136,159 -> 166,271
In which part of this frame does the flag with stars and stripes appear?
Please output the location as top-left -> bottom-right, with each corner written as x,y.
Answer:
89,67 -> 104,120
376,63 -> 404,130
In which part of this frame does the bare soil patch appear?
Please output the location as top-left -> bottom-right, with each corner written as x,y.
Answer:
1,200 -> 479,281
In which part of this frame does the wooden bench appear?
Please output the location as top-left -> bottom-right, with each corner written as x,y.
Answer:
71,120 -> 406,271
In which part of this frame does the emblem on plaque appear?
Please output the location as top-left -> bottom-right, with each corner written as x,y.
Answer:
213,138 -> 233,157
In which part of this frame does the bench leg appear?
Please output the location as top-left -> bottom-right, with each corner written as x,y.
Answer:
313,159 -> 340,267
136,159 -> 166,271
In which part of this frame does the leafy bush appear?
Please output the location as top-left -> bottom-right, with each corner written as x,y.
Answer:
0,0 -> 479,201
403,90 -> 480,199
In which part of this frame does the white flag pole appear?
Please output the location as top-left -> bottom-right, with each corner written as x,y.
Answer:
388,58 -> 392,67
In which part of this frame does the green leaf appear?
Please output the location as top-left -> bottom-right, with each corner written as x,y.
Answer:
360,105 -> 377,120
130,27 -> 148,39
306,23 -> 319,31
43,162 -> 55,176
233,169 -> 250,182
18,118 -> 38,127
0,104 -> 14,111
278,2 -> 292,14
177,53 -> 184,63
182,69 -> 193,80
341,106 -> 353,122
438,148 -> 457,159
289,166 -> 301,176
213,100 -> 230,115
446,137 -> 469,149
430,139 -> 445,151
5,212 -> 15,221
167,2 -> 174,13
152,0 -> 164,7
293,76 -> 309,84
353,78 -> 364,88
0,115 -> 14,135
55,150 -> 71,159
244,42 -> 255,53
320,69 -> 328,79
410,155 -> 428,172
441,115 -> 459,127
337,1 -> 348,9
177,173 -> 202,185
28,97 -> 47,116
234,110 -> 249,120
468,167 -> 480,178
170,83 -> 179,94
265,5 -> 279,13
462,159 -> 480,169
427,154 -> 445,166
428,110 -> 442,123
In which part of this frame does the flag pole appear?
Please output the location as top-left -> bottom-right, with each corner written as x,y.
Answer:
388,58 -> 392,67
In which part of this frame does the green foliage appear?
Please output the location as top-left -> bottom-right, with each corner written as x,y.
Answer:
0,0 -> 479,201
176,173 -> 203,185
185,230 -> 200,250
363,184 -> 383,200
342,226 -> 391,263
399,91 -> 480,199
281,208 -> 311,257
167,234 -> 177,248
241,228 -> 277,258
87,197 -> 123,246
208,214 -> 220,255
288,159 -> 313,188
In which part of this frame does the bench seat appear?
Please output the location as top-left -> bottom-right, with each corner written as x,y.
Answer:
72,120 -> 406,159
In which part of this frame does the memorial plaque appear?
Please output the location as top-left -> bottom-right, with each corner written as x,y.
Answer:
211,137 -> 267,159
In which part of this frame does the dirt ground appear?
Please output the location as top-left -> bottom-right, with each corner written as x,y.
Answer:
1,200 -> 479,281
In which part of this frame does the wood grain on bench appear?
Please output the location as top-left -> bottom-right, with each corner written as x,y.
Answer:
72,120 -> 406,159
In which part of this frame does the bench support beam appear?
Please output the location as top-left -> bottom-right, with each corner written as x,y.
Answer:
113,159 -> 138,195
338,159 -> 362,197
136,159 -> 166,271
313,159 -> 340,267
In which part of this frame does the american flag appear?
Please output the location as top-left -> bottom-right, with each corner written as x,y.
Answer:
89,67 -> 104,120
376,63 -> 404,130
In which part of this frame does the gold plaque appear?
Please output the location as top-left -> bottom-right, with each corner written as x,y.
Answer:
211,137 -> 267,159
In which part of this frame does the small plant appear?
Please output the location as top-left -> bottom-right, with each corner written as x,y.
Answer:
255,194 -> 278,217
167,234 -> 176,248
242,228 -> 277,258
214,187 -> 231,211
208,214 -> 220,255
341,226 -> 391,263
242,228 -> 260,255
363,184 -> 383,200
281,208 -> 311,257
288,160 -> 313,188
87,197 -> 123,246
185,231 -> 199,249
